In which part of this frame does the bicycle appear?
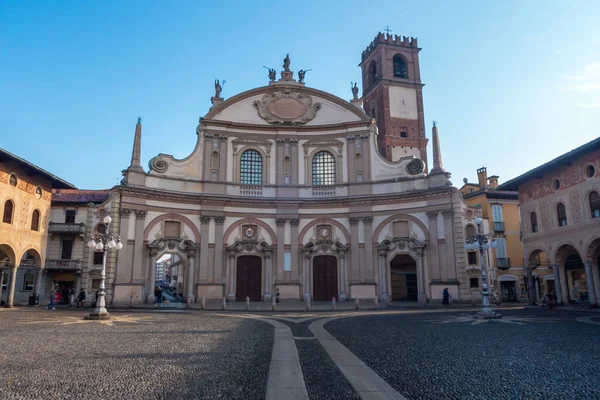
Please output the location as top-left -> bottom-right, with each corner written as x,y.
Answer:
573,296 -> 592,310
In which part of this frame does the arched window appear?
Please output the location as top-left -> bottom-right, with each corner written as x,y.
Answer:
31,210 -> 40,231
530,212 -> 538,233
590,191 -> 600,218
240,149 -> 263,185
312,151 -> 336,186
2,200 -> 13,224
557,203 -> 567,226
369,61 -> 377,86
393,54 -> 407,78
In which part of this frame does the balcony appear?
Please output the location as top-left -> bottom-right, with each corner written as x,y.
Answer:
312,186 -> 336,198
493,221 -> 505,232
496,258 -> 511,270
240,185 -> 263,197
48,222 -> 85,236
45,259 -> 81,271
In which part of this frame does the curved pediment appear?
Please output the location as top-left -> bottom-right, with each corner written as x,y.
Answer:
205,85 -> 368,127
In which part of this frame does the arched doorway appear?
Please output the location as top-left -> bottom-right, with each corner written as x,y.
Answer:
0,244 -> 16,307
154,253 -> 185,303
236,255 -> 262,301
312,255 -> 338,301
390,254 -> 417,301
526,249 -> 552,303
565,254 -> 586,301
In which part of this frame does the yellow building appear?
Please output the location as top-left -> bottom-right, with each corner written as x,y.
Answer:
0,147 -> 75,307
459,167 -> 525,303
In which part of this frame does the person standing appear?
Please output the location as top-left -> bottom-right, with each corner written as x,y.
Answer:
442,288 -> 450,305
69,287 -> 75,306
47,289 -> 55,310
276,288 -> 280,304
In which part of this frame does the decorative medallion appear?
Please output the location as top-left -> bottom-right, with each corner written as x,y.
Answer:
244,226 -> 256,239
406,159 -> 425,175
254,89 -> 321,125
319,227 -> 330,238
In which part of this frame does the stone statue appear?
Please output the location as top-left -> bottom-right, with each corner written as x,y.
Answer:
298,69 -> 311,83
283,53 -> 291,72
264,66 -> 276,82
214,79 -> 222,98
137,116 -> 142,124
351,82 -> 359,100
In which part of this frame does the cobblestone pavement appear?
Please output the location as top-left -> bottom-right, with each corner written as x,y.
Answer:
325,308 -> 600,400
0,309 -> 273,400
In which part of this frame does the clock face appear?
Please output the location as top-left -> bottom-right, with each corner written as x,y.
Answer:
320,228 -> 330,238
244,227 -> 256,238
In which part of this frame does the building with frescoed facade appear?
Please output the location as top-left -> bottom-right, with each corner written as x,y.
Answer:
0,147 -> 75,307
94,33 -> 481,306
460,167 -> 525,303
499,136 -> 600,306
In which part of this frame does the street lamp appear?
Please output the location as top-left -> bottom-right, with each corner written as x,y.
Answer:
85,215 -> 123,320
464,217 -> 502,319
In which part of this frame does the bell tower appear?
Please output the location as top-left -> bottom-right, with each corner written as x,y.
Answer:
360,32 -> 428,164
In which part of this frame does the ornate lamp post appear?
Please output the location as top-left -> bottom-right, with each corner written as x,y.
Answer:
85,215 -> 123,320
464,217 -> 502,319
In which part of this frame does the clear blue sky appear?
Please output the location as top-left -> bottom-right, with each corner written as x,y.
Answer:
2,0 -> 599,189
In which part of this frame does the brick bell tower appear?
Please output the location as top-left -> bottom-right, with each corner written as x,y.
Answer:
360,32 -> 428,164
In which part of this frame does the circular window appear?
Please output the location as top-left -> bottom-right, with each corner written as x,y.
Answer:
585,164 -> 596,178
35,187 -> 42,199
466,210 -> 474,218
9,174 -> 17,186
98,209 -> 108,218
552,179 -> 561,190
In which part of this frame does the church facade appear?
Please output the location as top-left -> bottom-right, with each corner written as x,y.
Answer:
101,33 -> 479,305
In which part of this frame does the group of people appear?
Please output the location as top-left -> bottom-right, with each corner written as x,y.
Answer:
46,287 -> 99,310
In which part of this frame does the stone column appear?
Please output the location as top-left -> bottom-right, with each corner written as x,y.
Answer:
34,268 -> 43,297
199,216 -> 211,282
416,248 -> 426,304
442,210 -> 456,281
526,267 -> 535,305
362,217 -> 374,281
4,267 -> 17,308
339,251 -> 347,301
264,253 -> 272,301
132,210 -> 147,283
303,253 -> 311,300
227,254 -> 235,300
349,217 -> 361,282
276,219 -> 286,283
426,211 -> 441,281
146,248 -> 157,304
186,251 -> 196,305
290,219 -> 300,282
559,264 -> 569,305
213,216 -> 225,283
552,264 -> 563,305
584,260 -> 597,305
115,208 -> 132,283
378,250 -> 388,301
592,260 -> 600,306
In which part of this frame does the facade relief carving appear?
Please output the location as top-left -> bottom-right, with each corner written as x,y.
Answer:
148,156 -> 169,173
254,89 -> 321,125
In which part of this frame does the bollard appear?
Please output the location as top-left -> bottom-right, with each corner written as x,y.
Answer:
201,296 -> 206,310
355,297 -> 360,310
332,297 -> 336,311
374,297 -> 379,308
222,296 -> 226,310
305,298 -> 311,311
246,296 -> 250,311
271,296 -> 276,311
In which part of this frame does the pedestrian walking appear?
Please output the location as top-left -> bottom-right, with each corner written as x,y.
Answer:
154,286 -> 162,304
276,288 -> 280,303
442,287 -> 450,305
47,289 -> 56,310
69,287 -> 75,306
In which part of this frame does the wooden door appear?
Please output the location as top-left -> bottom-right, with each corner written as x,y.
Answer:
312,255 -> 338,301
236,256 -> 262,301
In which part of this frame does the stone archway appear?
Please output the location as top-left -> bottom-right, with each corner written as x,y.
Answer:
389,254 -> 418,301
377,238 -> 426,304
0,244 -> 17,307
147,237 -> 198,305
302,240 -> 348,301
584,237 -> 600,306
555,244 -> 595,305
226,239 -> 273,302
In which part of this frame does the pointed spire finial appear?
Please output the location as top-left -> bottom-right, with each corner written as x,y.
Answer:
429,121 -> 446,175
137,116 -> 142,124
128,119 -> 144,172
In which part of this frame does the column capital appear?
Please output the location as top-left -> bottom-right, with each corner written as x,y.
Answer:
119,208 -> 133,217
214,216 -> 225,225
200,215 -> 211,224
187,251 -> 196,258
149,248 -> 159,257
416,247 -> 425,257
276,218 -> 287,227
442,209 -> 454,218
426,211 -> 438,220
289,219 -> 300,226
135,210 -> 147,219
584,259 -> 593,267
361,216 -> 373,224
378,249 -> 388,257
349,217 -> 360,225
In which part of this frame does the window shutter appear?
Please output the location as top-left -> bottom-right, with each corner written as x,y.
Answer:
492,205 -> 504,222
496,238 -> 507,259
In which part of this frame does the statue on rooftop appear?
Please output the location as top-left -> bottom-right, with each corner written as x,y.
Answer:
298,69 -> 311,83
283,54 -> 291,72
351,82 -> 359,100
264,66 -> 276,82
214,79 -> 222,98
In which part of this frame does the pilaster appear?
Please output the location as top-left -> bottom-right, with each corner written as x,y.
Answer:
115,208 -> 132,283
426,211 -> 440,281
362,217 -> 374,281
199,216 -> 210,282
442,210 -> 455,281
349,217 -> 361,282
213,216 -> 225,283
276,218 -> 286,283
290,219 -> 300,282
131,210 -> 147,283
